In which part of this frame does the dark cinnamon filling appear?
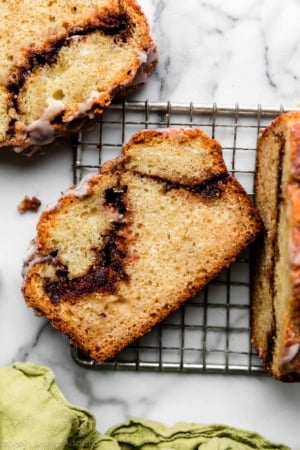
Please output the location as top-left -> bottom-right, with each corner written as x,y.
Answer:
105,185 -> 128,214
264,131 -> 286,367
45,231 -> 128,303
185,172 -> 229,199
44,172 -> 228,304
45,185 -> 129,304
137,171 -> 230,200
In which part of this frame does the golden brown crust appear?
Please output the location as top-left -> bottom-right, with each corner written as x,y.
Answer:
23,127 -> 261,362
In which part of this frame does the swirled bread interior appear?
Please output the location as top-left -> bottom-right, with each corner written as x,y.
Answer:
0,0 -> 157,154
23,128 -> 261,362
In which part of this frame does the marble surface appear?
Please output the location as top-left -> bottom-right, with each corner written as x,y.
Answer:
1,1 -> 300,448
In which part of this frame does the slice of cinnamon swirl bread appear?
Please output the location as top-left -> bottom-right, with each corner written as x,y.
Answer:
22,128 -> 261,362
0,0 -> 157,154
252,111 -> 300,381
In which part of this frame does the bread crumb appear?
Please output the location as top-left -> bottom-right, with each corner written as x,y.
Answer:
18,195 -> 41,214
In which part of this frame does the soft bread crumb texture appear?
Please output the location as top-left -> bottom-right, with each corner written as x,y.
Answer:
23,128 -> 261,362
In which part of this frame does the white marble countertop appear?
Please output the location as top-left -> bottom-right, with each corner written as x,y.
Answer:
1,1 -> 300,448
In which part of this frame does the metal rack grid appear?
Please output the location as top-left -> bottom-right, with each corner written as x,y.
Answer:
70,101 -> 296,374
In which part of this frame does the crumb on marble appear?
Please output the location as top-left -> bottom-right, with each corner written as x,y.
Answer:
18,195 -> 41,214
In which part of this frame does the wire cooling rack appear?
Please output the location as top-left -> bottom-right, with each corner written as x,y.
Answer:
70,101 -> 297,374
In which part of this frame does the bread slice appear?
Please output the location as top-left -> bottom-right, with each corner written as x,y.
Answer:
0,0 -> 157,154
22,128 -> 261,362
252,111 -> 300,381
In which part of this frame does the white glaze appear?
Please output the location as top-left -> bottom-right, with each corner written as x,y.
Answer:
281,343 -> 300,365
40,173 -> 96,217
138,50 -> 148,64
65,172 -> 96,197
21,239 -> 53,280
26,98 -> 65,145
68,90 -> 100,121
130,45 -> 159,87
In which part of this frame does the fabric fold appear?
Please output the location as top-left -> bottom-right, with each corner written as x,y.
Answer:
107,418 -> 290,450
0,362 -> 118,450
0,363 -> 290,450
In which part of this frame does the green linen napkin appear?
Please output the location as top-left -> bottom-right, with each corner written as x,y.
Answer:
108,418 -> 290,450
0,362 -> 118,450
0,363 -> 290,450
